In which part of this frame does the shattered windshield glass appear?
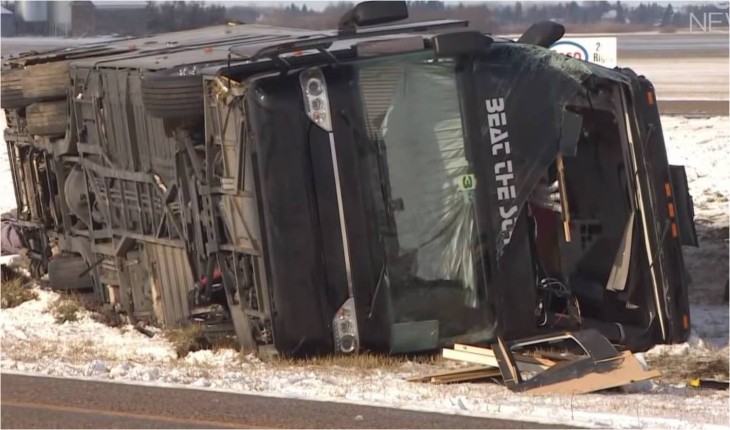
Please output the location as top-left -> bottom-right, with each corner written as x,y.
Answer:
355,53 -> 492,347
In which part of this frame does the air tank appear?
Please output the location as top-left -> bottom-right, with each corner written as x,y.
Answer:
15,0 -> 47,22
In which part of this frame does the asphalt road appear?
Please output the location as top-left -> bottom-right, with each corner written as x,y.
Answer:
0,373 -> 571,429
616,32 -> 729,58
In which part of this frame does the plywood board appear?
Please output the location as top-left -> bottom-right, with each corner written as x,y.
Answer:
524,351 -> 661,395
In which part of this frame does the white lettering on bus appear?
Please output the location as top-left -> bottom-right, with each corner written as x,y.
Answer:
486,97 -> 517,245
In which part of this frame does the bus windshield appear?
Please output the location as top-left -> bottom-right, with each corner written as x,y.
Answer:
354,52 -> 494,349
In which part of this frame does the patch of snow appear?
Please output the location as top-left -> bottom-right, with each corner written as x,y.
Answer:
2,286 -> 729,429
1,289 -> 175,364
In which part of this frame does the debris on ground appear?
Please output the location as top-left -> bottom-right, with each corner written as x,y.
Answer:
406,365 -> 502,384
135,322 -> 156,338
688,378 -> 729,390
411,329 -> 662,395
164,323 -> 208,358
645,343 -> 729,383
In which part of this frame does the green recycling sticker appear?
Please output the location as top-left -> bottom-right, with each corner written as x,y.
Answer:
458,174 -> 477,191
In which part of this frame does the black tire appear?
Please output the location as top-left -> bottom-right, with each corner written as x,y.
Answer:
48,254 -> 94,291
26,101 -> 68,137
141,72 -> 204,119
1,69 -> 32,109
21,61 -> 70,100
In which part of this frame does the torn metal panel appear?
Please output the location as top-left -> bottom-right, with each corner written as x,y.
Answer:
144,243 -> 195,326
492,329 -> 660,394
606,211 -> 635,292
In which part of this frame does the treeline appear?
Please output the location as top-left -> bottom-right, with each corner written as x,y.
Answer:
146,1 -> 228,33
250,1 -> 728,33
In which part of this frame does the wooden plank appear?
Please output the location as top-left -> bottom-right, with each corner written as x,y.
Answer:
514,354 -> 557,368
405,365 -> 491,383
496,336 -> 521,385
443,348 -> 549,373
454,343 -> 493,355
533,350 -> 582,362
453,344 -> 557,368
432,368 -> 502,384
443,348 -> 499,366
556,154 -> 572,242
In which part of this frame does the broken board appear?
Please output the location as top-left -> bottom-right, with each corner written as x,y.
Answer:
443,344 -> 554,373
407,366 -> 502,384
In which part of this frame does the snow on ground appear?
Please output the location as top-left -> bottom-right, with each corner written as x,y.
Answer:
660,116 -> 729,352
1,116 -> 728,428
662,116 -> 729,311
2,290 -> 729,429
640,115 -> 729,393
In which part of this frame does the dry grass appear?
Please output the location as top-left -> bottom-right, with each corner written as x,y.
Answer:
1,277 -> 38,309
647,347 -> 729,383
66,339 -> 96,362
164,324 -> 208,358
210,334 -> 239,352
269,352 -> 441,370
88,303 -> 124,328
51,293 -> 82,323
165,327 -> 245,359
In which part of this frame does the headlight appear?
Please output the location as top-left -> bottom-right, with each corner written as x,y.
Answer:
300,67 -> 332,132
306,78 -> 323,96
333,298 -> 359,354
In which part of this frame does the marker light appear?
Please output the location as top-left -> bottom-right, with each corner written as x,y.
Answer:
333,298 -> 359,354
300,67 -> 333,132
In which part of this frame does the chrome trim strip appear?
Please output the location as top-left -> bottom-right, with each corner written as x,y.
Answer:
328,131 -> 355,299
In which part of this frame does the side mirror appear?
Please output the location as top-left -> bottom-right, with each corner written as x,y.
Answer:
432,31 -> 493,58
518,21 -> 565,48
338,1 -> 409,33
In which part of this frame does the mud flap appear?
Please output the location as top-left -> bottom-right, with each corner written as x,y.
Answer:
389,320 -> 439,354
48,254 -> 94,291
668,165 -> 698,247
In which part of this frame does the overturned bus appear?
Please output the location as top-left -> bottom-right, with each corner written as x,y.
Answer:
1,1 -> 698,356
